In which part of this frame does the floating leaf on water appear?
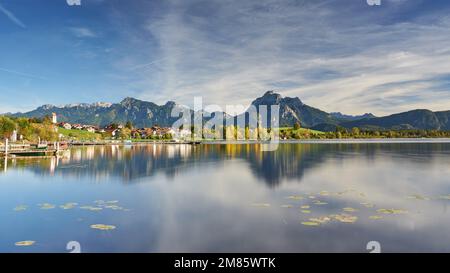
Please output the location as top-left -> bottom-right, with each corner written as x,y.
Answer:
15,241 -> 35,246
313,201 -> 328,205
376,208 -> 407,214
251,203 -> 270,207
335,190 -> 350,196
300,205 -> 310,209
310,216 -> 331,224
343,207 -> 358,212
301,221 -> 320,226
360,202 -> 374,208
308,196 -> 316,199
90,224 -> 116,230
39,203 -> 55,210
438,194 -> 450,200
80,206 -> 103,211
333,214 -> 358,223
301,210 -> 311,214
14,205 -> 27,211
280,205 -> 293,208
287,195 -> 303,200
319,191 -> 330,196
369,215 -> 383,220
407,194 -> 429,201
104,205 -> 124,210
60,203 -> 77,210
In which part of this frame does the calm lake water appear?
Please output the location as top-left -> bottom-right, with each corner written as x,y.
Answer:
1,142 -> 450,253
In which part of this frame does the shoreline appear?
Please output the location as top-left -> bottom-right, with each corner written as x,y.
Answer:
73,138 -> 450,145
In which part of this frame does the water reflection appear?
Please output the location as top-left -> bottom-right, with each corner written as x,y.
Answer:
2,142 -> 450,252
2,143 -> 450,187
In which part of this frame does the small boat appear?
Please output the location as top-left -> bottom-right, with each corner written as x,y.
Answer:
36,144 -> 48,150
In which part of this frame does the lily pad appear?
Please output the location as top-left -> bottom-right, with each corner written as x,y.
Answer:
300,205 -> 310,209
407,194 -> 429,201
14,205 -> 27,211
280,205 -> 293,208
377,208 -> 407,214
287,195 -> 303,200
104,205 -> 123,210
90,224 -> 116,230
319,191 -> 330,196
80,206 -> 103,211
301,221 -> 320,226
313,201 -> 328,205
60,203 -> 77,210
438,194 -> 450,200
39,203 -> 55,210
310,216 -> 331,224
343,207 -> 358,212
251,203 -> 270,207
360,202 -> 374,208
369,215 -> 383,220
332,214 -> 358,223
15,241 -> 35,246
301,210 -> 311,214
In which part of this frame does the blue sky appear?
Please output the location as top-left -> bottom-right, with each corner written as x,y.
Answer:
1,0 -> 450,115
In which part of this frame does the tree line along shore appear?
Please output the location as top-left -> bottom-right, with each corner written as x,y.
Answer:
1,115 -> 450,144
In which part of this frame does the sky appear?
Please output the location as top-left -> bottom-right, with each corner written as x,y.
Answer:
1,0 -> 450,116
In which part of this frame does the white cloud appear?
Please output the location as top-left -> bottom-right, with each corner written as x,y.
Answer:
111,0 -> 450,115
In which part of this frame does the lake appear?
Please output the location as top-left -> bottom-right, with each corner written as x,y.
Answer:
1,142 -> 450,253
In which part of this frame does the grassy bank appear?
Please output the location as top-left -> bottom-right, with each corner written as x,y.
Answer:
58,128 -> 102,141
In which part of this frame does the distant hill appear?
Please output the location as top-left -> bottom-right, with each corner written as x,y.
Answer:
340,109 -> 450,130
11,98 -> 193,128
330,112 -> 376,122
8,91 -> 450,131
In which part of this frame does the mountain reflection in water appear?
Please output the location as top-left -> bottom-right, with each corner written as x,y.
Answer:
2,143 -> 450,187
2,142 -> 450,252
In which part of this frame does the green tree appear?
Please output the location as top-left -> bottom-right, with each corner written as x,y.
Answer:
120,128 -> 131,139
351,127 -> 360,136
0,116 -> 16,139
125,121 -> 133,129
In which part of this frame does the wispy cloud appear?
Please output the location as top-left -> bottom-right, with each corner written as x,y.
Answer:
0,2 -> 26,28
0,67 -> 45,80
69,27 -> 97,38
114,0 -> 450,115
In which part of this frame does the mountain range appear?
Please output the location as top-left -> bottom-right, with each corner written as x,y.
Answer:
7,91 -> 450,131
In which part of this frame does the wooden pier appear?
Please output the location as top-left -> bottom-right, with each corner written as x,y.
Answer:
0,139 -> 68,158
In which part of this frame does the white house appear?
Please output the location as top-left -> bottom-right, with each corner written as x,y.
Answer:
62,123 -> 72,130
85,127 -> 96,133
